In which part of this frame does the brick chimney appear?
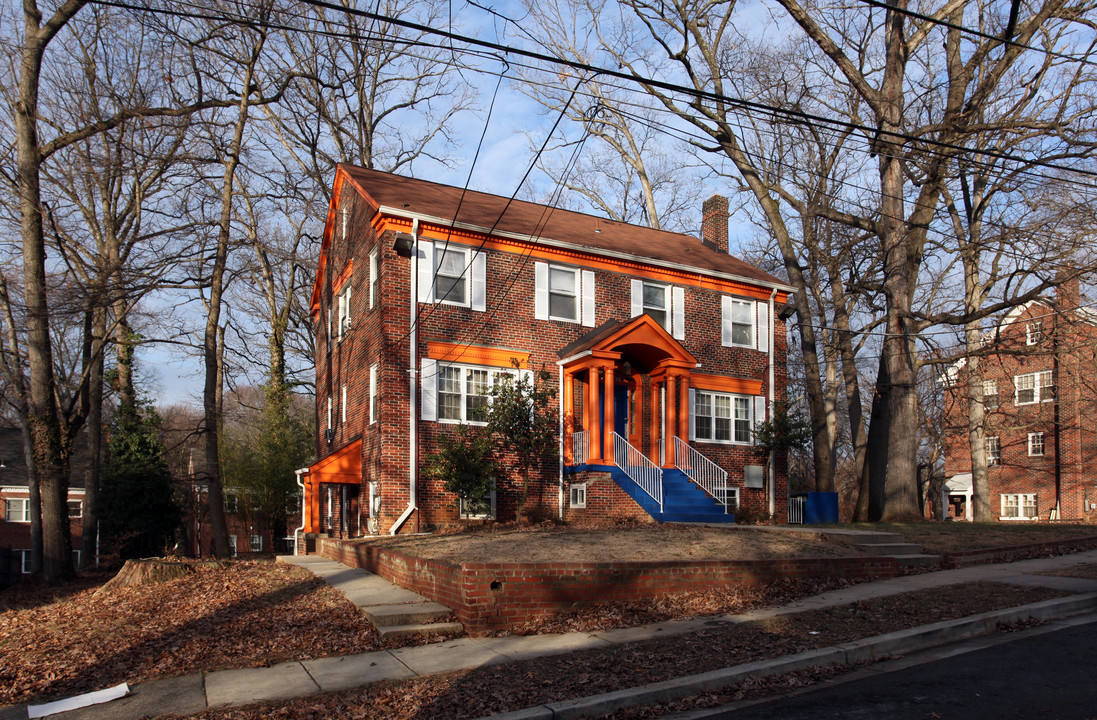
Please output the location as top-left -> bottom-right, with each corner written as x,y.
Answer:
701,195 -> 730,254
1057,269 -> 1081,312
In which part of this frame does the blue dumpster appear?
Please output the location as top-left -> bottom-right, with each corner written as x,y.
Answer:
802,492 -> 839,524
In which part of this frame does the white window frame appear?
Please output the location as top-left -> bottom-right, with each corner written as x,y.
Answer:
228,534 -> 238,557
981,379 -> 999,409
68,500 -> 82,519
250,534 -> 263,552
369,363 -> 378,424
369,249 -> 379,309
1026,320 -> 1042,345
570,483 -> 587,508
327,396 -> 333,431
5,498 -> 29,523
1001,493 -> 1038,520
1028,432 -> 1045,457
436,363 -> 519,424
336,283 -> 352,341
341,384 -> 347,423
16,549 -> 30,574
459,480 -> 496,519
639,281 -> 670,329
547,265 -> 580,322
434,245 -> 471,307
727,297 -> 754,348
717,485 -> 740,510
1015,370 -> 1054,405
693,390 -> 754,444
986,436 -> 1001,466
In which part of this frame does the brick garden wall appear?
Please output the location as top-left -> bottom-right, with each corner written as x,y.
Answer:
320,537 -> 902,636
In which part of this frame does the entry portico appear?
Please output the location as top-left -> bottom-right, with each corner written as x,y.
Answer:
559,314 -> 699,468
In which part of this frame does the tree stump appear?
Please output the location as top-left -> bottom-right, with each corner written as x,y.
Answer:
96,559 -> 204,594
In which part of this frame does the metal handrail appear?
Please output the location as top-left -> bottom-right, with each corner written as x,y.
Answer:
673,437 -> 730,512
788,495 -> 806,524
612,432 -> 663,512
571,431 -> 589,465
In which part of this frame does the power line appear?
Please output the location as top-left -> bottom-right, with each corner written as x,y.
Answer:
93,0 -> 1097,182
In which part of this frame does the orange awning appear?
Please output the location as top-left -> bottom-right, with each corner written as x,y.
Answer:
307,439 -> 362,484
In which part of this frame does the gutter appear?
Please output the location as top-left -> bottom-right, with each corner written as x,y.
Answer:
392,217 -> 421,536
558,363 -> 565,518
768,288 -> 777,518
293,468 -> 309,556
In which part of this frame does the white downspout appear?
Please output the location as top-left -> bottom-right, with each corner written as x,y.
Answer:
392,218 -> 420,535
558,363 -> 565,519
293,468 -> 308,555
768,288 -> 777,518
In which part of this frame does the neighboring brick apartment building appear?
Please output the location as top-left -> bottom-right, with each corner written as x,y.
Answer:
942,280 -> 1097,522
0,427 -> 86,573
299,165 -> 792,538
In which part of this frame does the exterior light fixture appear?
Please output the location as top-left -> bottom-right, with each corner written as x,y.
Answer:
393,232 -> 414,258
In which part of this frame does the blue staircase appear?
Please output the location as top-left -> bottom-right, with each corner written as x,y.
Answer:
610,467 -> 735,524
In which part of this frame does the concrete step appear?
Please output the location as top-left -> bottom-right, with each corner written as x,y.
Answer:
361,601 -> 454,627
376,621 -> 465,641
849,532 -> 906,545
855,542 -> 926,556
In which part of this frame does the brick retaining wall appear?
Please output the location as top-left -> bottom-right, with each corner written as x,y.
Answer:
320,537 -> 903,635
941,534 -> 1097,567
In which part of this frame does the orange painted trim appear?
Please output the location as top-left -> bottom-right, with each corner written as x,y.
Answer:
333,259 -> 354,293
427,341 -> 529,368
308,438 -> 363,484
375,217 -> 788,302
690,373 -> 764,396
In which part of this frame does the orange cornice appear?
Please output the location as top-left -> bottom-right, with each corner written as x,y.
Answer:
333,260 -> 354,293
691,373 -> 764,396
374,217 -> 787,302
427,341 -> 529,368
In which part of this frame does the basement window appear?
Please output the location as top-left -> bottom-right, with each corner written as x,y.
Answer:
570,484 -> 587,508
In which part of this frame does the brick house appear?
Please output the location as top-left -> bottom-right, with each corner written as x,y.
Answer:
0,427 -> 87,573
299,166 -> 792,538
941,280 -> 1097,522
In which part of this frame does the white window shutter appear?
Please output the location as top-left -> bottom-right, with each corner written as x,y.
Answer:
421,358 -> 437,421
345,285 -> 352,325
630,279 -> 643,318
671,286 -> 685,340
721,296 -> 733,347
756,301 -> 769,351
471,251 -> 487,312
534,262 -> 549,320
416,240 -> 434,303
581,270 -> 596,327
688,388 -> 697,441
369,365 -> 377,423
753,396 -> 767,445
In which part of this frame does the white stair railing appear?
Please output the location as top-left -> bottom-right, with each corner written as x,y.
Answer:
788,495 -> 806,524
571,431 -> 589,465
612,432 -> 662,512
673,437 -> 730,512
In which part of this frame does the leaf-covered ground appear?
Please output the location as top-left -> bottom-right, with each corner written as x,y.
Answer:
0,561 -> 380,706
163,581 -> 1067,720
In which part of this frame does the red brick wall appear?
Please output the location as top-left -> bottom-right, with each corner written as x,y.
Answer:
943,298 -> 1097,521
562,469 -> 654,523
320,537 -> 901,636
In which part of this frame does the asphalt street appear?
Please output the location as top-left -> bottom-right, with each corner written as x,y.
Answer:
688,615 -> 1097,720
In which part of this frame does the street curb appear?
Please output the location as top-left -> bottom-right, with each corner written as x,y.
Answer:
477,593 -> 1097,720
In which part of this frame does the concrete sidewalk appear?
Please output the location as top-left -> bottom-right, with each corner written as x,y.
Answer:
10,548 -> 1097,720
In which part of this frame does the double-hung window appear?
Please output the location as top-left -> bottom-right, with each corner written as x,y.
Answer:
982,379 -> 999,409
548,266 -> 579,321
694,391 -> 753,444
641,282 -> 669,328
435,246 -> 469,306
1015,370 -> 1054,405
728,298 -> 754,346
1027,321 -> 1042,345
1001,493 -> 1037,519
68,500 -> 82,518
1028,432 -> 1045,456
335,282 -> 352,341
250,534 -> 263,552
437,364 -> 517,424
369,250 -> 379,309
369,364 -> 378,424
5,498 -> 29,522
986,436 -> 1001,465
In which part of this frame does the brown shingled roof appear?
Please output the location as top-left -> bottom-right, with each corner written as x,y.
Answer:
339,165 -> 786,288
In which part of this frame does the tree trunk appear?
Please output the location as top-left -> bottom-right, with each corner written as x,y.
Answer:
81,305 -> 106,569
